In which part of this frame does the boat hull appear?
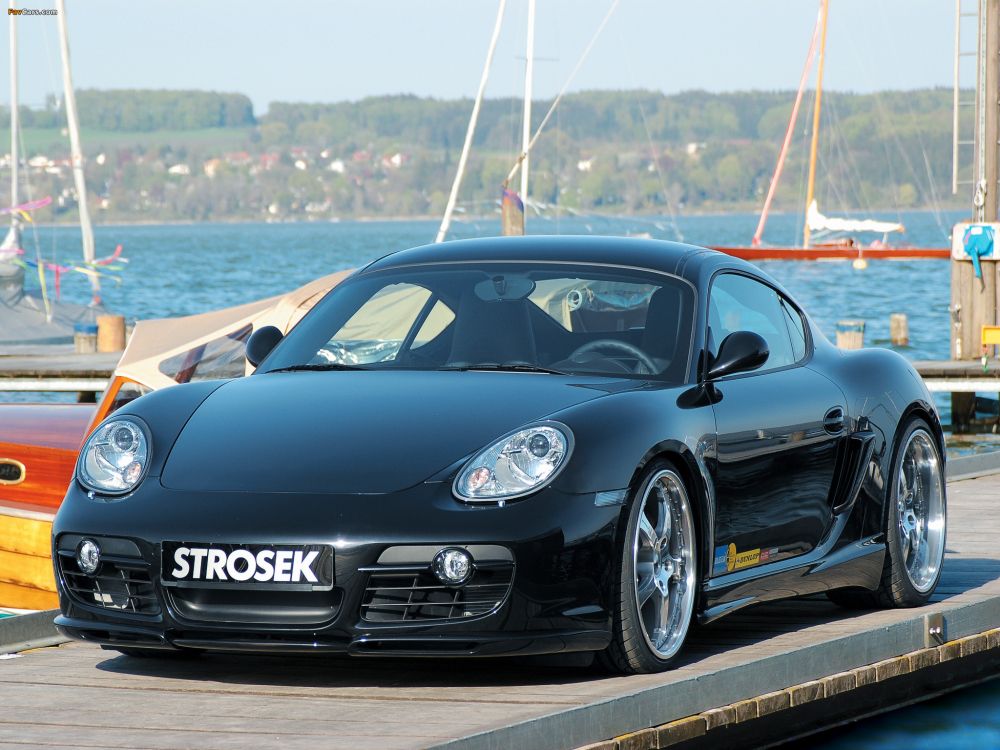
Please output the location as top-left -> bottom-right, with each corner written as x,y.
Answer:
0,403 -> 94,610
711,245 -> 951,261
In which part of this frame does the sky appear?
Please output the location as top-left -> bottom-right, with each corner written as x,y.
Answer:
0,1 -> 962,115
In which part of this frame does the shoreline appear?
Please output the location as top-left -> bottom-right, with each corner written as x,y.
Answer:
24,206 -> 967,230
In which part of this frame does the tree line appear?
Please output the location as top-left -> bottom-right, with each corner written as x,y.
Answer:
0,88 -> 959,221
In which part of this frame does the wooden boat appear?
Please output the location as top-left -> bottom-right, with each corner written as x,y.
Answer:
0,405 -> 94,611
712,0 -> 950,262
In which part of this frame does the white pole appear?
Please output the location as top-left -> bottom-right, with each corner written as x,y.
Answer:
520,0 -> 536,203
55,0 -> 100,301
435,0 -> 507,244
5,0 -> 19,247
953,0 -> 961,195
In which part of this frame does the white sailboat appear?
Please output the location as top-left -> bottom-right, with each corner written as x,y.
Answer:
1,0 -> 116,352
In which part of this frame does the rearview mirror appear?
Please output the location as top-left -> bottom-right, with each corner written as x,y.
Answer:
246,325 -> 283,367
706,331 -> 769,380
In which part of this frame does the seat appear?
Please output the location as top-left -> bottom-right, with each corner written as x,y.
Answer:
446,293 -> 537,366
641,285 -> 685,374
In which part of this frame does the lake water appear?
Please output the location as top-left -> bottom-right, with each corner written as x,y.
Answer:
5,209 -> 999,744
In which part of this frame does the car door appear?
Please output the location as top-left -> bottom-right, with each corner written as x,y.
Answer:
707,272 -> 846,576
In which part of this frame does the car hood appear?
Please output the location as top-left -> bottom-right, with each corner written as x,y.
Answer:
159,370 -> 633,494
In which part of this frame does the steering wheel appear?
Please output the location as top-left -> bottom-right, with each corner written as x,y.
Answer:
568,339 -> 658,375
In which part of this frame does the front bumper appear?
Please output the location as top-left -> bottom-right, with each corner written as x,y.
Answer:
53,479 -> 621,656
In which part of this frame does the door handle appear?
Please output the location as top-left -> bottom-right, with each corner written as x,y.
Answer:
823,407 -> 845,434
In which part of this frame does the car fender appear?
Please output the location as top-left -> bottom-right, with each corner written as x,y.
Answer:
811,345 -> 943,538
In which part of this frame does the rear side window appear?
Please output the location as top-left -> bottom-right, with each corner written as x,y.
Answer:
780,297 -> 807,362
708,274 -> 798,371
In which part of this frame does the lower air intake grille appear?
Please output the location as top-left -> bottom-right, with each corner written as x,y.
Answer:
361,563 -> 513,623
59,553 -> 160,615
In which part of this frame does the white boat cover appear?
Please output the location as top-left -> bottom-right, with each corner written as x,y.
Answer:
806,201 -> 904,235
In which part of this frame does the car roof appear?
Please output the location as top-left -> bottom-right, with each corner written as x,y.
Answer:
362,235 -> 767,284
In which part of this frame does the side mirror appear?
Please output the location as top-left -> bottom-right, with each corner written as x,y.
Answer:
707,331 -> 769,380
246,325 -> 283,367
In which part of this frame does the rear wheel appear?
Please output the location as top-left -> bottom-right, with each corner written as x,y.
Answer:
828,417 -> 946,609
600,461 -> 698,673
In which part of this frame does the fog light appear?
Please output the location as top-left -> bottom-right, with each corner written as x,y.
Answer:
76,539 -> 101,575
432,547 -> 473,585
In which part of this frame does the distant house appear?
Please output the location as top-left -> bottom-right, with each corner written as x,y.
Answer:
577,158 -> 594,172
225,151 -> 252,167
382,152 -> 406,169
203,158 -> 223,177
294,159 -> 308,171
167,164 -> 191,176
28,155 -> 49,169
327,159 -> 346,174
259,153 -> 279,171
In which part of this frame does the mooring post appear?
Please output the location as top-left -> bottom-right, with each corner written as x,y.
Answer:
836,320 -> 865,349
890,313 -> 909,346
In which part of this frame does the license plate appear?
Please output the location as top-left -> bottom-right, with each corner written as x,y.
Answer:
161,542 -> 334,587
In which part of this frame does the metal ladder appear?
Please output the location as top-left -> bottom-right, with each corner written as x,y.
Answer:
952,0 -> 980,195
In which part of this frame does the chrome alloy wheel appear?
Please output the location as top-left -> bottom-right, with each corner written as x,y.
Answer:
632,470 -> 696,660
896,428 -> 946,593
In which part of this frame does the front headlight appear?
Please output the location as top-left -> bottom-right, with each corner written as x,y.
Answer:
78,417 -> 151,495
454,422 -> 572,502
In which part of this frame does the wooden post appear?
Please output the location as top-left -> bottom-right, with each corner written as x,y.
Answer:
975,0 -> 999,225
949,0 -> 999,434
96,314 -> 126,352
952,392 -> 976,433
890,313 -> 909,346
73,323 -> 97,354
836,320 -> 865,350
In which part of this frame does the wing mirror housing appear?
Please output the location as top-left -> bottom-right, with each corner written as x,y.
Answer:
706,331 -> 769,380
246,325 -> 283,367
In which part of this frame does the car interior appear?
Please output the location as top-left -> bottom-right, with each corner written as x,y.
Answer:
312,268 -> 695,383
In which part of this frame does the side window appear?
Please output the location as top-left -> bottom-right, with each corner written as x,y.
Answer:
708,274 -> 796,371
780,297 -> 807,362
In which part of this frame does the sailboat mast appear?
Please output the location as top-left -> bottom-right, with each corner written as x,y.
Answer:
803,0 -> 830,248
435,0 -> 507,244
520,0 -> 536,206
5,0 -> 19,248
55,0 -> 100,302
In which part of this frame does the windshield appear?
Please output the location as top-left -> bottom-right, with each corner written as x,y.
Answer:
261,261 -> 695,383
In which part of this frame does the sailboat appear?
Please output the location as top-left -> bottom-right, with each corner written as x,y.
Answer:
711,0 -> 950,262
0,0 -> 122,353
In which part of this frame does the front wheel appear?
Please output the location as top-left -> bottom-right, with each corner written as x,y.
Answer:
600,461 -> 698,673
829,417 -> 946,609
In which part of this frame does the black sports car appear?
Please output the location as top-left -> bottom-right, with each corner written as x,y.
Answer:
53,236 -> 947,673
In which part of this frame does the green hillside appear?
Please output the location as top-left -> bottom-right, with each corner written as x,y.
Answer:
0,88 -> 961,222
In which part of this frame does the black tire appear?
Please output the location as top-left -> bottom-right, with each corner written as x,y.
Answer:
828,416 -> 946,610
599,459 -> 698,674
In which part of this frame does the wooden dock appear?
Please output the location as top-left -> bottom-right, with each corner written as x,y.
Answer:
0,352 -> 118,393
1,471 -> 999,749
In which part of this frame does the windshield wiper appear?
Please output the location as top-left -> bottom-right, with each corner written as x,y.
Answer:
439,363 -> 570,375
267,363 -> 370,373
